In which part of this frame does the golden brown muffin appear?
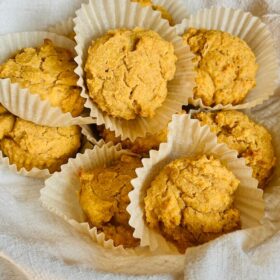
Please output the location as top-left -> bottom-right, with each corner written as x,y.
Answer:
182,28 -> 258,106
98,125 -> 167,155
0,117 -> 81,173
144,155 -> 241,253
132,0 -> 174,25
79,155 -> 141,248
0,39 -> 85,117
66,31 -> 76,41
194,110 -> 276,188
0,104 -> 7,114
85,28 -> 177,120
0,105 -> 16,140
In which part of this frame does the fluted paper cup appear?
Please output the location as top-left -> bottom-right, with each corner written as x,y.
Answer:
73,0 -> 195,141
176,7 -> 279,110
40,142 -> 146,253
128,114 -> 264,253
0,119 -> 97,179
48,17 -> 75,39
0,31 -> 94,127
47,0 -> 189,38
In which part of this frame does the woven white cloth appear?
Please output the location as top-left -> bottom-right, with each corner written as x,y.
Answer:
0,0 -> 280,279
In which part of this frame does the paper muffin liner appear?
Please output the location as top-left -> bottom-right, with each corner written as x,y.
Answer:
40,142 -> 146,254
0,31 -> 94,127
48,17 -> 75,39
176,7 -> 279,110
127,114 -> 264,253
73,0 -> 195,141
47,0 -> 189,38
0,122 -> 98,179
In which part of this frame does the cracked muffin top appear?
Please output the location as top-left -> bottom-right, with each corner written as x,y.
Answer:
97,111 -> 186,155
194,110 -> 276,188
0,39 -> 85,117
144,154 -> 241,253
132,0 -> 173,25
79,154 -> 142,248
0,106 -> 81,173
85,28 -> 177,120
98,125 -> 167,156
182,28 -> 258,106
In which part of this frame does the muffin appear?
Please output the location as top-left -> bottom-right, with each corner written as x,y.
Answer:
132,0 -> 174,25
182,28 -> 258,106
0,105 -> 16,140
144,154 -> 241,253
0,39 -> 85,117
194,110 -> 276,188
85,28 -> 177,120
0,107 -> 81,173
98,125 -> 167,155
79,155 -> 141,248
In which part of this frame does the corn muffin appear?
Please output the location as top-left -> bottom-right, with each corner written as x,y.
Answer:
85,28 -> 177,120
132,0 -> 174,25
79,155 -> 141,248
194,110 -> 276,188
0,104 -> 8,114
98,126 -> 167,155
144,155 -> 241,253
0,105 -> 16,140
0,108 -> 81,173
182,28 -> 258,106
0,39 -> 85,117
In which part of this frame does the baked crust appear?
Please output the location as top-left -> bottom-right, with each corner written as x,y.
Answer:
194,110 -> 276,188
144,154 -> 240,252
79,155 -> 142,248
182,28 -> 258,106
0,39 -> 85,117
85,28 -> 177,120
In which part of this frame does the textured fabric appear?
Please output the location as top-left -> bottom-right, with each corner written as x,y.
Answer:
0,0 -> 280,279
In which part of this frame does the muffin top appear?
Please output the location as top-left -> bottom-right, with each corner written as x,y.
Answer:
0,105 -> 15,140
194,110 -> 276,188
132,0 -> 152,5
144,154 -> 240,252
79,154 -> 142,248
132,0 -> 173,24
182,28 -> 258,106
85,28 -> 177,120
0,39 -> 85,117
98,126 -> 167,155
0,114 -> 81,172
0,104 -> 7,114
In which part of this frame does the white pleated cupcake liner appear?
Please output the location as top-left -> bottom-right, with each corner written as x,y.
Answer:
0,31 -> 95,127
48,17 -> 74,38
128,114 -> 264,253
47,0 -> 189,38
73,0 -> 195,141
0,122 -> 98,179
40,142 -> 147,254
176,7 -> 279,110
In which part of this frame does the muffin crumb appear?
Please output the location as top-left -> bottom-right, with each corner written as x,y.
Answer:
85,28 -> 177,120
194,110 -> 276,188
79,155 -> 142,248
144,154 -> 241,252
182,28 -> 258,106
0,39 -> 85,117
